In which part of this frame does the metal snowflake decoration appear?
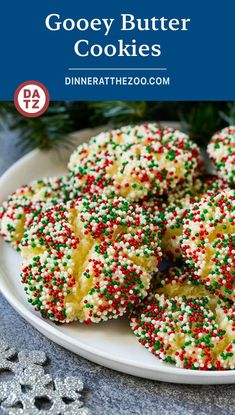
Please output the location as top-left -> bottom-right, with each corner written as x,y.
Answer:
0,340 -> 90,415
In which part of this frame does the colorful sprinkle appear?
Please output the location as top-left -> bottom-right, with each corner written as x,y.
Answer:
0,175 -> 79,249
130,267 -> 235,370
162,174 -> 230,259
181,190 -> 235,302
20,194 -> 162,323
208,126 -> 235,184
68,124 -> 202,201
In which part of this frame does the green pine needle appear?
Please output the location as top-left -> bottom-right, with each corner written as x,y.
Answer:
0,101 -> 234,151
0,102 -> 74,151
219,102 -> 235,126
89,101 -> 148,124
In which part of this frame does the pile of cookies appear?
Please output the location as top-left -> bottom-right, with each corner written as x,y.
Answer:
1,123 -> 235,370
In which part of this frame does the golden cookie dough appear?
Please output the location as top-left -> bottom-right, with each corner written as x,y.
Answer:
20,195 -> 162,323
0,176 -> 78,249
162,175 -> 229,260
68,123 -> 201,201
207,126 -> 235,184
130,266 -> 235,370
181,191 -> 235,302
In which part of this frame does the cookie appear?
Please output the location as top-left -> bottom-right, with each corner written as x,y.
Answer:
20,195 -> 162,323
0,175 -> 78,249
181,190 -> 235,301
155,266 -> 213,298
162,175 -> 229,259
68,124 -> 202,201
130,267 -> 235,370
207,126 -> 235,184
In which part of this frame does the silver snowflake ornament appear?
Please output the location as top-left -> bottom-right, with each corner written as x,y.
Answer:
0,340 -> 90,415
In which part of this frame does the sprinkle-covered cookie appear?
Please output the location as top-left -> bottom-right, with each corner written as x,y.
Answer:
216,304 -> 235,369
155,266 -> 213,298
139,195 -> 166,234
0,175 -> 79,249
20,195 -> 162,323
68,124 -> 202,201
130,267 -> 235,370
207,126 -> 235,184
181,190 -> 235,301
162,175 -> 229,259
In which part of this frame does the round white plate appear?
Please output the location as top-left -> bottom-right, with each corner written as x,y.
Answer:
1,129 -> 235,384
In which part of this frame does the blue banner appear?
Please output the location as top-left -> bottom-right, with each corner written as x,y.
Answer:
0,0 -> 234,100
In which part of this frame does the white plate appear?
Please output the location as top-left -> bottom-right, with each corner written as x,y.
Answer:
1,129 -> 235,384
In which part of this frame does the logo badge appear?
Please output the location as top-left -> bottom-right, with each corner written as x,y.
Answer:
14,81 -> 50,117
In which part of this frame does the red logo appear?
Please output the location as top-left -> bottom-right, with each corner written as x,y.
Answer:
14,81 -> 50,117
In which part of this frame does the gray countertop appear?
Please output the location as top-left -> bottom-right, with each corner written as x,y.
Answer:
1,129 -> 235,415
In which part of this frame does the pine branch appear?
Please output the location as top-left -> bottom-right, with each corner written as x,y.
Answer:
0,101 -> 233,151
0,102 -> 74,151
88,101 -> 148,125
180,103 -> 225,146
219,102 -> 235,125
